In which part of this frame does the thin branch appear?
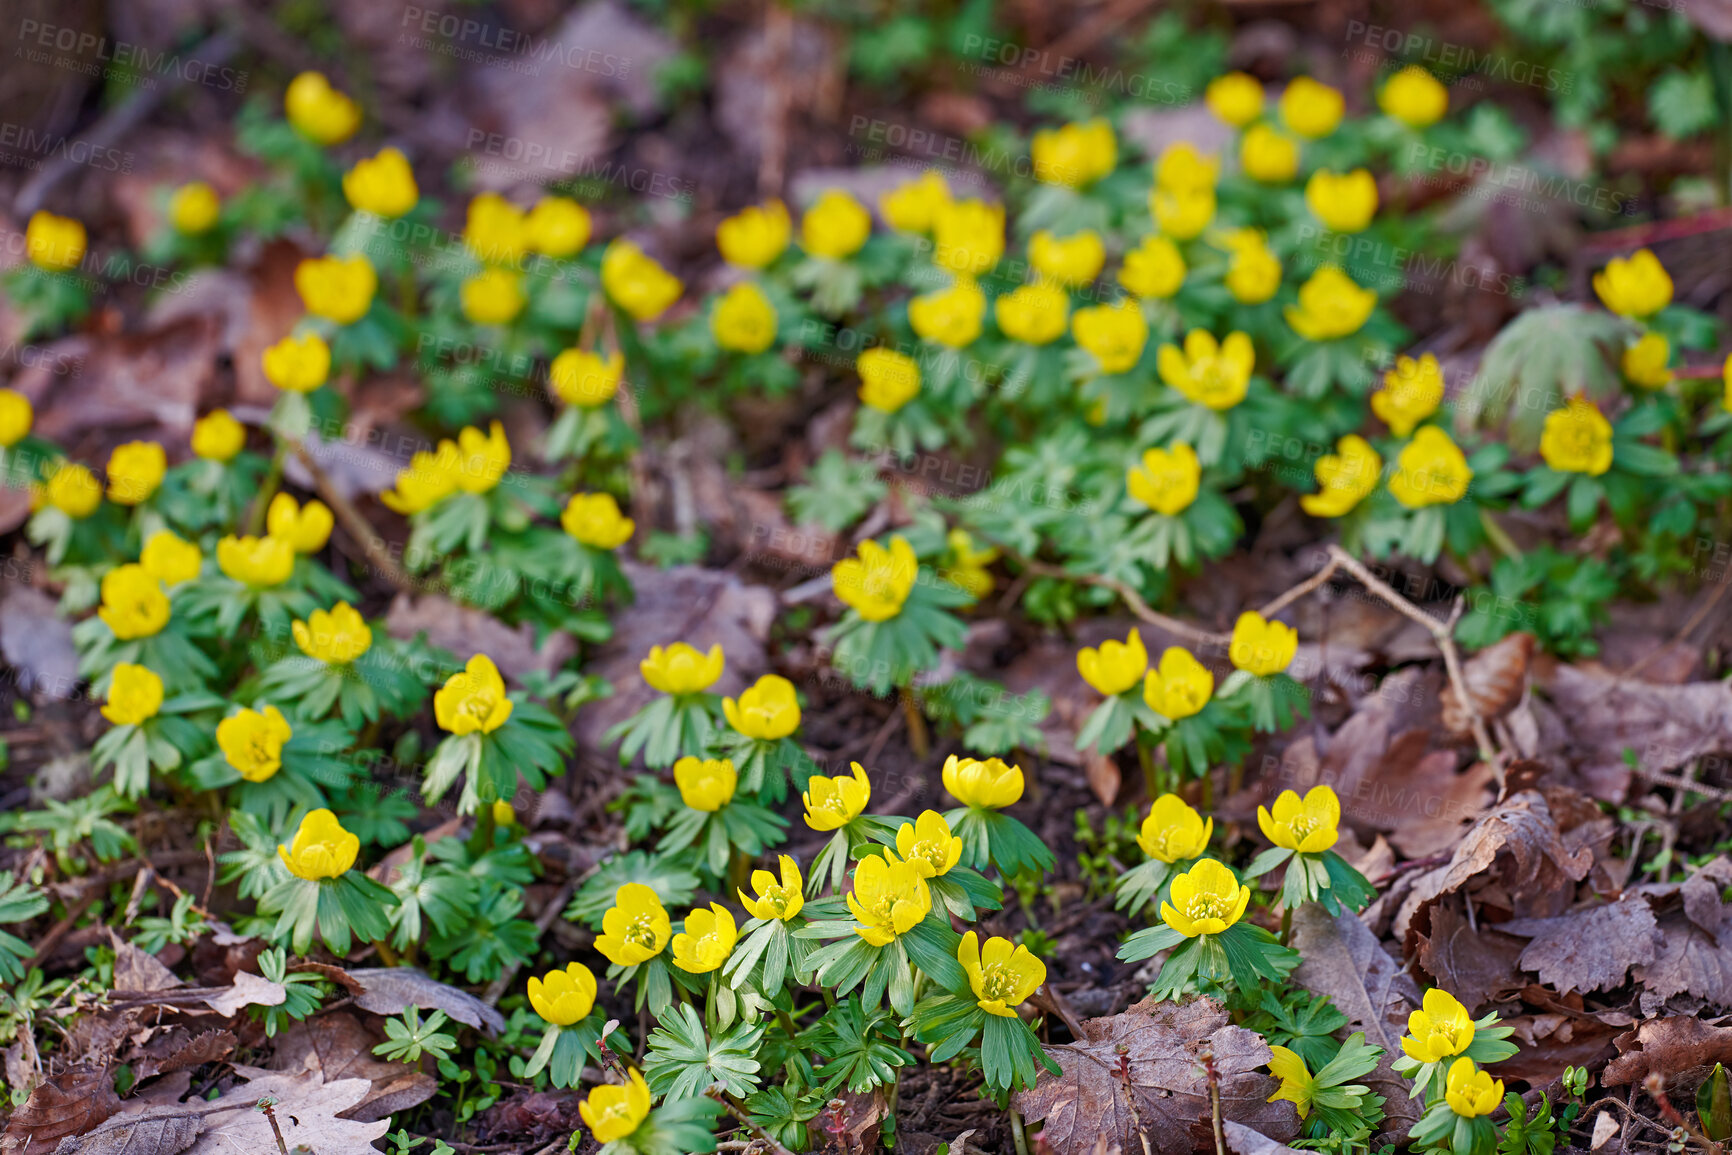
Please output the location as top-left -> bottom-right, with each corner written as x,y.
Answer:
1006,553 -> 1227,648
710,1088 -> 799,1155
290,444 -> 420,593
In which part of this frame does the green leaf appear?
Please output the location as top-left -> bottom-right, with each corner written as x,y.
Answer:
1649,68 -> 1720,140
643,1002 -> 764,1100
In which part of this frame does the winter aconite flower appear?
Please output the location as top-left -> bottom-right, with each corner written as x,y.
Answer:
1305,169 -> 1378,234
1222,230 -> 1281,304
25,211 -> 85,271
1150,185 -> 1215,239
293,603 -> 372,665
832,536 -> 917,622
1379,65 -> 1449,128
0,389 -> 33,447
1119,235 -> 1186,299
1138,794 -> 1212,863
959,931 -> 1045,1017
1161,859 -> 1250,937
803,762 -> 871,830
1266,1047 -> 1317,1119
943,755 -> 1022,810
262,332 -> 333,392
1240,124 -> 1299,183
1258,785 -> 1340,853
1154,143 -> 1219,193
579,1070 -> 652,1144
435,654 -> 514,735
856,348 -> 921,413
1540,397 -> 1614,476
102,664 -> 164,727
1444,1059 -> 1503,1118
723,674 -> 801,740
674,756 -> 737,812
1142,647 -> 1213,721
1030,230 -> 1105,286
561,492 -> 634,550
524,196 -> 591,257
847,853 -> 932,945
601,240 -> 683,321
191,410 -> 245,461
879,170 -> 952,233
1593,248 -> 1672,319
550,348 -> 624,408
1158,330 -> 1254,410
219,705 -> 293,783
800,189 -> 872,259
98,565 -> 170,639
1229,611 -> 1298,677
1301,435 -> 1382,519
672,903 -> 738,973
460,269 -> 526,326
594,883 -> 671,966
1077,629 -> 1148,697
1127,443 -> 1201,516
1402,989 -> 1476,1063
284,71 -> 360,145
995,282 -> 1070,345
1031,119 -> 1116,187
739,856 -> 805,921
343,147 -> 419,218
278,808 -> 359,880
380,442 -> 462,514
1073,299 -> 1148,374
1278,77 -> 1344,139
463,193 -> 527,265
1622,331 -> 1673,389
1371,354 -> 1445,436
895,810 -> 963,878
218,535 -> 295,588
295,255 -> 376,326
909,277 -> 986,347
717,200 -> 791,268
169,182 -> 221,234
528,962 -> 596,1026
451,422 -> 510,493
106,441 -> 165,505
932,200 -> 1005,276
267,494 -> 334,554
1285,265 -> 1376,341
140,530 -> 201,585
40,461 -> 102,518
1389,426 -> 1473,508
1205,72 -> 1263,126
640,642 -> 724,695
711,282 -> 778,353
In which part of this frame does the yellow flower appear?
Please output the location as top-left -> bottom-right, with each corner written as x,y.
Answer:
847,853 -> 932,945
550,348 -> 624,409
292,603 -> 372,665
1031,119 -> 1116,187
1154,143 -> 1219,192
895,810 -> 963,878
1073,299 -> 1148,375
217,535 -> 294,588
343,147 -> 419,218
1279,77 -> 1344,139
1266,1046 -> 1316,1119
723,674 -> 801,740
0,389 -> 32,447
803,762 -> 871,831
1444,1058 -> 1504,1119
98,564 -> 169,640
579,1069 -> 652,1144
601,240 -> 683,321
102,663 -> 164,727
1157,330 -> 1254,411
674,756 -> 737,812
1240,124 -> 1299,183
380,441 -> 461,515
1077,629 -> 1148,697
140,530 -> 201,585
562,492 -> 634,550
1137,793 -> 1212,863
527,962 -> 596,1026
266,494 -> 334,554
1593,248 -> 1672,319
1539,397 -> 1614,477
25,211 -> 85,271
435,654 -> 514,735
219,705 -> 293,784
106,442 -> 166,506
1379,65 -> 1449,129
493,800 -> 517,827
1285,264 -> 1376,341
1258,785 -> 1340,853
1371,354 -> 1445,436
856,347 -> 921,413
959,931 -> 1045,1017
1150,185 -> 1215,240
1160,858 -> 1250,938
1205,72 -> 1263,127
832,535 -> 917,622
673,903 -> 739,973
943,754 -> 1022,809
640,642 -> 724,695
460,269 -> 525,326
284,71 -> 360,145
40,461 -> 102,518
1724,352 -> 1732,412
1305,169 -> 1378,234
191,409 -> 244,461
879,170 -> 952,233
464,193 -> 527,265
738,855 -> 804,921
1229,611 -> 1298,677
169,182 -> 220,234
294,255 -> 376,326
1119,235 -> 1186,300
452,422 -> 510,494
711,282 -> 778,353
1143,647 -> 1214,721
1622,331 -> 1672,389
718,201 -> 791,268
800,190 -> 872,260
595,883 -> 671,966
1030,230 -> 1105,286
1389,426 -> 1473,508
277,808 -> 359,880
524,196 -> 591,257
262,332 -> 333,393
932,200 -> 1005,276
910,277 -> 986,348
1401,988 -> 1476,1063
1222,230 -> 1281,304
943,527 -> 996,598
995,282 -> 1069,345
1301,434 -> 1382,519
1126,442 -> 1201,516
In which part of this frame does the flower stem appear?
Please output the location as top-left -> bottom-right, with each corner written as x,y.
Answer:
1010,1107 -> 1032,1155
1137,737 -> 1158,801
900,687 -> 929,759
1279,904 -> 1293,947
246,441 -> 290,535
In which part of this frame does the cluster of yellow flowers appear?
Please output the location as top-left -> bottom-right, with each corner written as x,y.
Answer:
1076,609 -> 1298,718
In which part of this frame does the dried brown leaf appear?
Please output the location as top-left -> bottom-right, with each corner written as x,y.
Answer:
1414,897 -> 1529,1013
1603,1017 -> 1732,1087
0,1068 -> 119,1151
1224,1121 -> 1306,1155
47,1111 -> 201,1155
1538,663 -> 1732,802
345,967 -> 506,1034
269,1012 -> 436,1123
158,1064 -> 388,1153
128,1030 -> 236,1083
110,936 -> 179,994
1442,633 -> 1534,737
1084,751 -> 1121,807
1503,895 -> 1662,995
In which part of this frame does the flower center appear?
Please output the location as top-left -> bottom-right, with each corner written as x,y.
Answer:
623,913 -> 659,948
979,962 -> 1020,1002
1184,893 -> 1230,921
1287,816 -> 1318,843
1431,1021 -> 1462,1048
460,692 -> 497,721
909,839 -> 945,871
763,886 -> 792,915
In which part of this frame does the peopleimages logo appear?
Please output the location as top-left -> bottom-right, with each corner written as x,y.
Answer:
16,20 -> 249,92
1343,22 -> 1571,94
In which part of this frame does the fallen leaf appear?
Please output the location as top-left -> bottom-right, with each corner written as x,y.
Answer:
0,1067 -> 119,1151
46,1111 -> 201,1155
1603,1017 -> 1732,1087
1503,895 -> 1663,995
345,966 -> 507,1034
1224,1121 -> 1306,1155
1537,662 -> 1732,802
1413,896 -> 1529,1013
270,1012 -> 437,1122
1589,1109 -> 1620,1150
1441,632 -> 1534,738
110,935 -> 180,994
384,593 -> 577,682
0,587 -> 76,701
129,1029 -> 236,1082
1013,997 -> 1299,1155
126,1064 -> 390,1154
196,971 -> 287,1016
1084,750 -> 1121,807
1631,864 -> 1732,1013
1495,1012 -> 1622,1083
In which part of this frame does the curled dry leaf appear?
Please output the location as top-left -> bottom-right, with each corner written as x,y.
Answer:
1603,1017 -> 1732,1087
1502,895 -> 1663,995
344,966 -> 507,1034
128,1029 -> 237,1083
1537,662 -> 1732,802
0,1067 -> 120,1151
1631,860 -> 1732,1013
1441,632 -> 1534,738
269,1011 -> 437,1123
1414,895 -> 1530,1013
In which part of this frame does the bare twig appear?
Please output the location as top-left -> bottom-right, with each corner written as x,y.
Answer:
1007,553 -> 1227,648
290,443 -> 420,593
711,1088 -> 800,1155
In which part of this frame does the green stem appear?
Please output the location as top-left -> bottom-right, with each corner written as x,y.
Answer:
900,687 -> 930,760
1478,508 -> 1523,562
1137,737 -> 1158,802
247,442 -> 291,535
775,1007 -> 801,1042
373,939 -> 399,967
468,804 -> 497,858
1010,1107 -> 1032,1155
1279,904 -> 1293,947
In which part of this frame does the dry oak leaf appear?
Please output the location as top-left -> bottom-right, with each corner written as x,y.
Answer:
156,1064 -> 388,1154
1414,896 -> 1530,1014
0,1068 -> 120,1151
46,1111 -> 202,1155
1631,860 -> 1732,1013
127,1029 -> 237,1083
344,966 -> 506,1034
1502,895 -> 1663,996
1441,632 -> 1535,738
1603,1016 -> 1732,1087
269,1011 -> 437,1123
1537,662 -> 1732,803
1013,997 -> 1299,1155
